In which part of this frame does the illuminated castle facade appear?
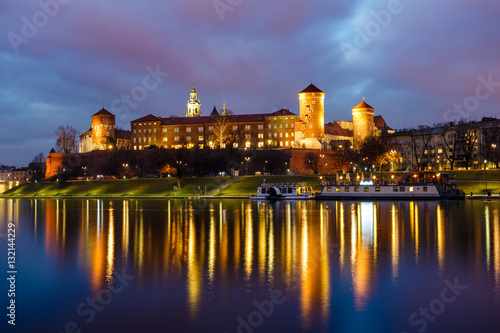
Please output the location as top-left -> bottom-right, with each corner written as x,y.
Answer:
77,83 -> 392,152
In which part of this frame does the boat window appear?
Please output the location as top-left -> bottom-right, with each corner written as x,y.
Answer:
423,186 -> 427,192
344,187 -> 349,192
288,188 -> 293,193
327,187 -> 332,192
393,187 -> 398,192
364,187 -> 369,192
336,187 -> 340,192
409,187 -> 414,192
400,187 -> 405,192
354,187 -> 359,192
375,187 -> 381,192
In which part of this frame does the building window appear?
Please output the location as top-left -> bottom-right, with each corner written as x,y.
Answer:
245,125 -> 251,131
149,129 -> 151,134
233,125 -> 238,131
364,187 -> 369,192
285,133 -> 289,138
258,142 -> 264,148
258,133 -> 264,139
285,123 -> 288,129
163,137 -> 167,142
134,129 -> 136,134
139,138 -> 142,143
209,126 -> 214,132
258,124 -> 264,130
199,127 -> 203,132
174,136 -> 179,142
312,101 -> 315,104
274,133 -> 277,138
279,133 -> 283,138
268,124 -> 272,129
291,123 -> 294,128
274,124 -> 277,129
154,128 -> 156,133
233,143 -> 238,148
280,141 -> 283,147
133,138 -> 136,143
139,129 -> 141,134
162,128 -> 167,133
199,136 -> 203,141
186,127 -> 191,133
187,136 -> 191,142
268,133 -> 272,138
175,128 -> 179,133
245,134 -> 251,139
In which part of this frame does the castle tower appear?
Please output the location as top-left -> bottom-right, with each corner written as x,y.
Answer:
352,99 -> 374,147
298,84 -> 325,139
186,83 -> 201,117
91,108 -> 115,150
222,101 -> 227,116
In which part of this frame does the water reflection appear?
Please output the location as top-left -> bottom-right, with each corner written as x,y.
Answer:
3,198 -> 500,331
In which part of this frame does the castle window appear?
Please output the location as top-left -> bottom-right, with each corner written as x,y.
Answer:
291,133 -> 294,137
303,101 -> 306,105
312,101 -> 315,104
312,93 -> 315,96
308,115 -> 311,120
107,132 -> 110,136
186,127 -> 192,133
309,125 -> 312,128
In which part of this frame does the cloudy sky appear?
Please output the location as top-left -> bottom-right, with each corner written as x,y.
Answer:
1,0 -> 499,166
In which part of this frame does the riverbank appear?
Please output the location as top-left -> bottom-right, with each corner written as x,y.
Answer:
0,175 -> 323,198
1,171 -> 499,198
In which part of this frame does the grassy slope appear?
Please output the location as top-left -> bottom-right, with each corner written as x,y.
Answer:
1,177 -> 232,197
2,171 -> 500,197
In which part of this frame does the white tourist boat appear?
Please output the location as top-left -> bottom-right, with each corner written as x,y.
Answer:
317,172 -> 465,200
250,182 -> 315,200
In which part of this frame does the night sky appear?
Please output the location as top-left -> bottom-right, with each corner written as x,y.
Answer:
1,0 -> 499,166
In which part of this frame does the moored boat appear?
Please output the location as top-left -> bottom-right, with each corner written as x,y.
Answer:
316,172 -> 465,200
250,182 -> 315,200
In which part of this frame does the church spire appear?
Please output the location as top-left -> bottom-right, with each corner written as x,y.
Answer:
186,83 -> 201,117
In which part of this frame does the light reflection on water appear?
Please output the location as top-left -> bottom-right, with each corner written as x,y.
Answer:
1,198 -> 500,332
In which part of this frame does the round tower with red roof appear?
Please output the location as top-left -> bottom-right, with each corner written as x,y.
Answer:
352,100 -> 374,147
298,83 -> 325,140
91,108 -> 115,150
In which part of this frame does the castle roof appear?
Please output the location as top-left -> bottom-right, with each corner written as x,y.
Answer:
268,109 -> 297,117
352,101 -> 374,110
374,115 -> 393,131
93,108 -> 114,117
325,122 -> 352,137
131,114 -> 162,122
210,105 -> 219,116
300,84 -> 323,94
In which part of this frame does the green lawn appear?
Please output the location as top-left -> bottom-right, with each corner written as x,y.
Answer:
221,175 -> 324,196
1,177 -> 231,197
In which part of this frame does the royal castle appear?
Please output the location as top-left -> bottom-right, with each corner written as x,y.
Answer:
79,83 -> 392,153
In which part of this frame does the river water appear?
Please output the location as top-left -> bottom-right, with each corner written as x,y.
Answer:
1,198 -> 499,332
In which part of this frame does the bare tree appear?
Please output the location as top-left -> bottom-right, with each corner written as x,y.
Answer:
481,126 -> 500,168
303,152 -> 320,174
212,112 -> 232,149
55,125 -> 79,153
438,125 -> 457,170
